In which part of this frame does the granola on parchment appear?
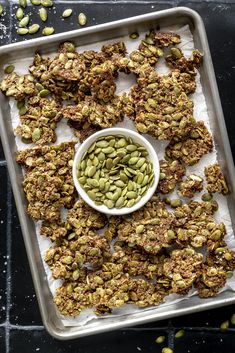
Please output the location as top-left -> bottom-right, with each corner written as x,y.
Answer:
1,27 -> 234,320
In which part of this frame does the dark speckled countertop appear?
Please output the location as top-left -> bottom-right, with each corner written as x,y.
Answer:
0,1 -> 235,352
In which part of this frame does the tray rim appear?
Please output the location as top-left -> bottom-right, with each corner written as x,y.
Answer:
1,6 -> 235,340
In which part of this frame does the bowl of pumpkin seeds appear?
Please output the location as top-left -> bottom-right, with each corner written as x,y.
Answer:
73,127 -> 160,215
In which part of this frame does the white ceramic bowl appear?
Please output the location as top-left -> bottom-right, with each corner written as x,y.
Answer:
72,127 -> 160,215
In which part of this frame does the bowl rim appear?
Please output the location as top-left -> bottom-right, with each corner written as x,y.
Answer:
72,127 -> 160,215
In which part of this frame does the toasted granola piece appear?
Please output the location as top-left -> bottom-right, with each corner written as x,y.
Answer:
163,247 -> 203,294
166,121 -> 213,165
15,97 -> 62,145
166,49 -> 202,72
101,41 -> 127,58
205,163 -> 229,195
16,141 -> 75,172
62,96 -> 124,130
195,264 -> 227,298
23,172 -> 73,221
117,196 -> 176,254
157,160 -> 185,194
112,245 -> 165,279
129,279 -> 164,307
130,68 -> 196,140
41,220 -> 68,241
0,72 -> 36,100
152,31 -> 181,47
67,199 -> 108,236
206,246 -> 235,272
45,232 -> 111,279
54,277 -> 92,317
178,174 -> 203,198
104,216 -> 122,241
48,52 -> 86,81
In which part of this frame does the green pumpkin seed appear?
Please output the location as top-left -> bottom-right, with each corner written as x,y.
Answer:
126,144 -> 137,152
17,100 -> 25,109
155,336 -> 165,344
126,199 -> 135,207
19,15 -> 29,28
39,89 -> 50,97
62,8 -> 72,18
136,157 -> 146,168
29,24 -> 40,34
41,0 -> 53,7
136,225 -> 144,233
21,137 -> 32,144
31,0 -> 41,5
103,147 -> 114,154
87,179 -> 99,188
0,4 -> 3,16
128,157 -> 138,165
78,12 -> 87,26
104,199 -> 114,209
142,175 -> 149,186
19,106 -> 28,115
87,166 -> 96,177
78,176 -> 86,185
19,0 -> 27,8
126,191 -> 137,199
39,7 -> 48,21
130,32 -> 139,39
16,7 -> 24,20
137,172 -> 144,184
42,27 -> 54,36
32,128 -> 41,141
87,190 -> 96,201
4,65 -> 15,74
175,330 -> 185,339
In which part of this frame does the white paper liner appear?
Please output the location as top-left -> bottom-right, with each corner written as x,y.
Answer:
8,24 -> 235,327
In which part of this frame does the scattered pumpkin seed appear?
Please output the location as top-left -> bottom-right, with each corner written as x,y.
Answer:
0,4 -> 3,16
30,0 -> 41,5
220,320 -> 229,332
16,7 -> 24,20
155,336 -> 165,344
17,27 -> 28,35
4,65 -> 15,74
19,0 -> 27,8
231,314 -> 235,325
28,23 -> 40,34
62,8 -> 73,18
175,329 -> 185,339
19,15 -> 30,28
39,7 -> 48,22
162,348 -> 173,353
41,0 -> 53,7
201,192 -> 212,201
42,26 -> 54,36
129,32 -> 139,39
78,12 -> 87,26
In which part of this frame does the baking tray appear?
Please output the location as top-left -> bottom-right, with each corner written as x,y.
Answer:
1,7 -> 235,340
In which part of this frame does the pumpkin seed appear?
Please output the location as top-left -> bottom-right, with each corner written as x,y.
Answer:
41,0 -> 53,7
29,23 -> 40,34
136,225 -> 144,233
87,190 -> 96,201
19,0 -> 27,8
32,128 -> 41,141
42,26 -> 54,36
4,65 -> 15,74
175,330 -> 185,339
155,336 -> 165,344
19,106 -> 28,115
19,15 -> 29,28
39,8 -> 48,22
39,89 -> 50,97
78,12 -> 87,26
31,0 -> 41,5
0,4 -> 3,16
62,8 -> 73,18
129,32 -> 139,39
16,7 -> 24,20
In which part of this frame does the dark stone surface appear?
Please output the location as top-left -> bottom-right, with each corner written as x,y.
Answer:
0,1 -> 235,352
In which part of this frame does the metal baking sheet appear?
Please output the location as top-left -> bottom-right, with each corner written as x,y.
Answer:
1,7 -> 235,340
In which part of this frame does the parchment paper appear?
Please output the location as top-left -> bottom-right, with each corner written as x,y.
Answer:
8,24 -> 235,327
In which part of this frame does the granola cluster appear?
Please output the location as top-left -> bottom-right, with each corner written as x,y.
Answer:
205,163 -> 229,195
1,30 -> 233,318
16,142 -> 76,220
